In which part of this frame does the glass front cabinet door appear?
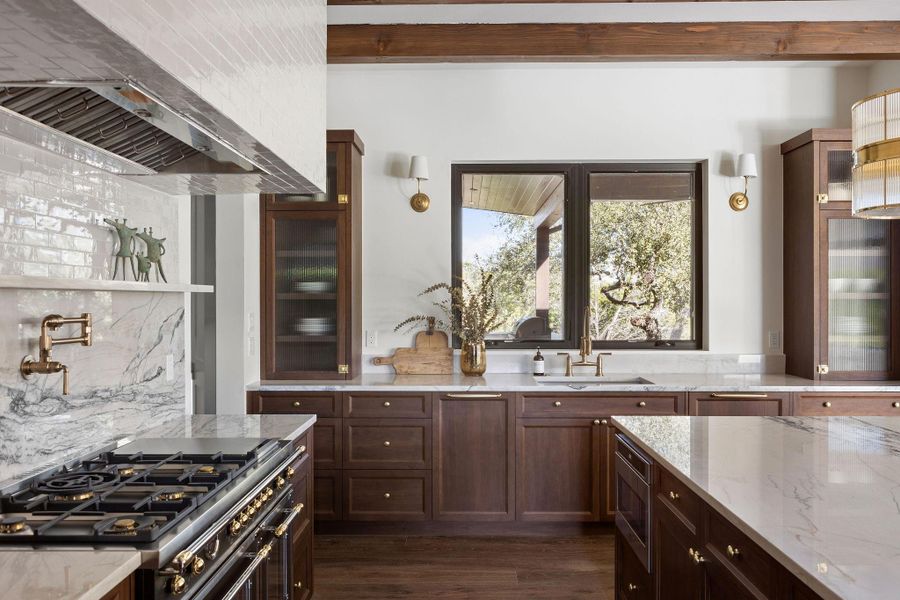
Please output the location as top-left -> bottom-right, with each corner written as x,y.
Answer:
260,130 -> 363,380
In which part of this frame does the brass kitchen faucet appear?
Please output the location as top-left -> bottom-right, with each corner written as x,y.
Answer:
558,306 -> 611,376
20,313 -> 92,395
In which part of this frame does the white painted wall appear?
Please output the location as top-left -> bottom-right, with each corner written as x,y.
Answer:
215,194 -> 260,412
74,0 -> 327,191
326,62 -> 871,370
868,61 -> 900,94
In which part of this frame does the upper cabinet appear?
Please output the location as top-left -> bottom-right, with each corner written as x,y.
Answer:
782,129 -> 900,380
260,131 -> 364,380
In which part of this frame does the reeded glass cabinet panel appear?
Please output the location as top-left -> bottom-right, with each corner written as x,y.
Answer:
265,211 -> 346,377
821,213 -> 892,376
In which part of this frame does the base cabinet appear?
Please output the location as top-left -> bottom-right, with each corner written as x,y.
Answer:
99,575 -> 134,600
653,505 -> 700,600
616,531 -> 652,600
689,393 -> 790,416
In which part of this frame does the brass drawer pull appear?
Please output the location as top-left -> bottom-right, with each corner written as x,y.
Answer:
383,440 -> 391,447
601,418 -> 608,425
384,492 -> 391,499
299,445 -> 307,454
637,401 -> 647,407
710,393 -> 768,399
668,491 -> 679,501
823,401 -> 832,408
292,401 -> 301,407
554,401 -> 562,407
727,544 -> 741,559
274,503 -> 305,538
383,401 -> 391,407
445,393 -> 503,399
593,419 -> 601,425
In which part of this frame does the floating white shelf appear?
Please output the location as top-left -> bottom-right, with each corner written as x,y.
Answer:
0,276 -> 213,294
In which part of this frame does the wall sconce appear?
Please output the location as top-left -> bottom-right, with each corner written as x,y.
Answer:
729,153 -> 758,211
409,155 -> 430,212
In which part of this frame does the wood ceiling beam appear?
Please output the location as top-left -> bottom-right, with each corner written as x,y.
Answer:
328,21 -> 900,62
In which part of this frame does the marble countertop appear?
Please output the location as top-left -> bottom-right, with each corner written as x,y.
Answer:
0,548 -> 141,600
612,415 -> 900,600
0,414 -> 316,599
248,372 -> 900,393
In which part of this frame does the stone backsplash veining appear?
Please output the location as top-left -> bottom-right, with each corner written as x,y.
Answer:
0,132 -> 187,484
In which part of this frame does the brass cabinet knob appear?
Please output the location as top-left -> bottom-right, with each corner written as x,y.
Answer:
601,419 -> 608,425
727,544 -> 741,558
383,440 -> 391,447
637,401 -> 647,407
229,519 -> 241,536
692,550 -> 705,564
191,556 -> 205,575
299,445 -> 307,454
593,419 -> 601,425
292,401 -> 301,407
554,401 -> 562,407
668,491 -> 679,501
294,581 -> 304,589
168,574 -> 187,595
892,402 -> 900,408
627,583 -> 638,592
823,401 -> 832,408
384,492 -> 391,499
384,401 -> 391,407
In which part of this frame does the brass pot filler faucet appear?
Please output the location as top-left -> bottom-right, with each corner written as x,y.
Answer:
20,313 -> 92,395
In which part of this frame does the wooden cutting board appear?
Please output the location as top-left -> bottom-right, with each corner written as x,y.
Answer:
372,329 -> 453,374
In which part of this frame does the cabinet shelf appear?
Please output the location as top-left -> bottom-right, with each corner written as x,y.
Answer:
275,250 -> 337,259
276,335 -> 337,343
828,248 -> 889,257
830,292 -> 889,300
276,292 -> 337,301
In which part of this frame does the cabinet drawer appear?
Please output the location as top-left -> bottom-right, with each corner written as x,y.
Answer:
344,393 -> 432,418
520,394 -> 683,418
705,510 -> 776,598
313,419 -> 341,470
343,419 -> 431,469
657,467 -> 700,532
616,435 -> 650,482
689,392 -> 790,416
314,470 -> 342,521
794,393 -> 900,416
257,393 -> 340,417
344,470 -> 432,520
616,531 -> 652,600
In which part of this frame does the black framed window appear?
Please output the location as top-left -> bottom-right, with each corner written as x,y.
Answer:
452,162 -> 704,350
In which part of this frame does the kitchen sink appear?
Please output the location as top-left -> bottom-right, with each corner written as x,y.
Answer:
534,376 -> 654,388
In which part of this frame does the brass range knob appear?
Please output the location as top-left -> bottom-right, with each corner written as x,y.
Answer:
286,466 -> 296,478
191,556 -> 205,575
299,445 -> 307,454
276,475 -> 286,489
265,487 -> 274,499
229,519 -> 242,536
254,498 -> 263,510
241,508 -> 252,521
168,574 -> 187,595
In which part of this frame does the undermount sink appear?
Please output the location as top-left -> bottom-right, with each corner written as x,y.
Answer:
534,376 -> 654,388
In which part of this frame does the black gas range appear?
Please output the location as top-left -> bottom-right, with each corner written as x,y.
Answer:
0,436 -> 307,599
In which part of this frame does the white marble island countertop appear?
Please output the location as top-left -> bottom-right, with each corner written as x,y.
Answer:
612,415 -> 900,600
249,372 -> 900,393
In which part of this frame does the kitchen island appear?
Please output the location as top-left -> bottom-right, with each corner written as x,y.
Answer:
612,415 -> 900,600
0,414 -> 316,600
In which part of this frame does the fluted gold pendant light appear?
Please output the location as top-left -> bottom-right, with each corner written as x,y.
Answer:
851,88 -> 900,218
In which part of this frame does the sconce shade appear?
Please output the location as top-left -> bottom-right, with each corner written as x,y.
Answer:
737,153 -> 758,178
851,88 -> 900,218
409,155 -> 430,180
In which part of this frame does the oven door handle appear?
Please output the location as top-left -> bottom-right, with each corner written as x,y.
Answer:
220,542 -> 274,600
273,502 -> 305,538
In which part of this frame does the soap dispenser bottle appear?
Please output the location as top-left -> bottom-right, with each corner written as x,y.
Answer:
533,347 -> 545,376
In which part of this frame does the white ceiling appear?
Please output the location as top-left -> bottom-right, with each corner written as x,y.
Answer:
329,0 -> 900,25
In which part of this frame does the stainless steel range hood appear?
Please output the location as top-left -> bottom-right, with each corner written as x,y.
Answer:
0,80 -> 261,176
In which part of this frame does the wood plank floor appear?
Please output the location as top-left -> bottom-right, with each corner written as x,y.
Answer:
313,533 -> 615,599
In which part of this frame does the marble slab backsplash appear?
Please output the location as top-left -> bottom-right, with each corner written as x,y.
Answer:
0,289 -> 186,483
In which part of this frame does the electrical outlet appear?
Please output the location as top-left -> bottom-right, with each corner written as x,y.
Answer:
366,330 -> 378,347
768,330 -> 781,350
248,337 -> 256,357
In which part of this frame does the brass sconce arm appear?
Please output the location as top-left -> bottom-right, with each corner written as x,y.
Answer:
21,313 -> 92,396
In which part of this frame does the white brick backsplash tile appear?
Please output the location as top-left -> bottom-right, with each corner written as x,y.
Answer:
35,215 -> 62,231
10,212 -> 34,228
22,262 -> 48,277
33,246 -> 61,263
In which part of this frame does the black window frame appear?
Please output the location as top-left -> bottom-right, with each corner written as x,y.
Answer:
451,161 -> 705,351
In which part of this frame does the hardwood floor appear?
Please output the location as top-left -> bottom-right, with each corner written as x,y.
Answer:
313,532 -> 615,599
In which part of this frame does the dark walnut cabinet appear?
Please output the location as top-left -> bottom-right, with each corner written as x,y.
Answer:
99,576 -> 134,600
688,392 -> 790,416
615,429 -> 826,600
260,130 -> 364,380
782,129 -> 900,381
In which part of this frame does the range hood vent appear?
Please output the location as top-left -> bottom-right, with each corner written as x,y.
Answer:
0,80 -> 271,187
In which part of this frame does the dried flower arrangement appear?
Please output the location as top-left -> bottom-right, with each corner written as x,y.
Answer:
395,269 -> 502,345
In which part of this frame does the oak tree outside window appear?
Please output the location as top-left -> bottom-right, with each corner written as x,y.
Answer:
452,162 -> 703,350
